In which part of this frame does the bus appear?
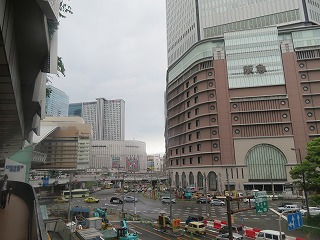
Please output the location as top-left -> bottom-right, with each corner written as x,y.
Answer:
62,189 -> 89,199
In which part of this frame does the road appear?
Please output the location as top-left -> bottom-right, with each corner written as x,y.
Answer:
44,189 -> 314,239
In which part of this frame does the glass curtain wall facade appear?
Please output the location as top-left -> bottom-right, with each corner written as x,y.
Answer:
45,85 -> 69,116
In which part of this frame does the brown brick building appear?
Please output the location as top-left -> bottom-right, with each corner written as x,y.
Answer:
165,26 -> 320,194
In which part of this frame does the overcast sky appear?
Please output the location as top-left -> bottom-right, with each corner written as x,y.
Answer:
52,0 -> 167,155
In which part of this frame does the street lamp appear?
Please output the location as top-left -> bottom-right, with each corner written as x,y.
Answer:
133,163 -> 136,215
122,172 -> 125,214
203,172 -> 209,218
291,148 -> 310,218
169,170 -> 173,221
269,159 -> 275,198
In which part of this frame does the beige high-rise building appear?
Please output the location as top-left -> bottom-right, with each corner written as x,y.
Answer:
33,117 -> 92,170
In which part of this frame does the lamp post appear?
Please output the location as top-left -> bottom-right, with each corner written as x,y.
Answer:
122,172 -> 125,214
203,172 -> 209,218
291,148 -> 310,218
269,159 -> 275,198
67,173 -> 72,223
133,163 -> 136,215
169,170 -> 173,221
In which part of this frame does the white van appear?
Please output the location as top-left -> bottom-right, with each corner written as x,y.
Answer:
255,230 -> 286,240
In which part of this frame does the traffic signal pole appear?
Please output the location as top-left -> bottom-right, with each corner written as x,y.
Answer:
226,196 -> 233,240
226,195 -> 256,240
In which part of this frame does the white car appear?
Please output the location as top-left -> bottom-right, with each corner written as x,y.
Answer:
210,199 -> 225,206
161,196 -> 176,204
300,207 -> 320,216
124,196 -> 138,202
243,198 -> 255,203
277,204 -> 300,213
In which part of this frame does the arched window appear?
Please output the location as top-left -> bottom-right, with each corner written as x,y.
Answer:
189,172 -> 194,186
182,172 -> 187,189
197,172 -> 203,188
208,171 -> 217,191
175,172 -> 180,189
246,144 -> 287,180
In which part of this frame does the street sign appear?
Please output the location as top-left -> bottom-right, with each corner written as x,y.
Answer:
254,191 -> 268,213
255,196 -> 268,213
254,190 -> 267,198
288,212 -> 303,231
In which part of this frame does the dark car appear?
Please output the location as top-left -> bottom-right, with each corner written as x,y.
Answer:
110,196 -> 123,204
219,225 -> 244,235
197,197 -> 210,204
186,215 -> 204,224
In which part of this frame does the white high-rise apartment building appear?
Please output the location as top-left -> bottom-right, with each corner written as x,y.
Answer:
166,0 -> 320,66
70,98 -> 125,141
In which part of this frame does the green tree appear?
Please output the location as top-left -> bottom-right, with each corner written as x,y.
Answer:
290,137 -> 320,193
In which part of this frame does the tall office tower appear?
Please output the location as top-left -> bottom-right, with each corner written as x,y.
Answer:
45,85 -> 69,116
165,1 -> 320,193
69,98 -> 125,141
167,0 -> 320,66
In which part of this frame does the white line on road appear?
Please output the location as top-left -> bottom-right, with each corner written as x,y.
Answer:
270,208 -> 287,220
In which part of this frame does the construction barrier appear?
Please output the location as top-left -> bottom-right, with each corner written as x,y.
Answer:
206,220 -> 214,229
213,220 -> 227,229
244,227 -> 261,238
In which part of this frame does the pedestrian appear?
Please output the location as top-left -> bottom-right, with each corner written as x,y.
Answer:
0,174 -> 11,209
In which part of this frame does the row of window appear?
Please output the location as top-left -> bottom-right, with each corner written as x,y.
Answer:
187,108 -> 200,118
170,142 -> 203,156
171,156 -> 202,166
226,168 -> 244,180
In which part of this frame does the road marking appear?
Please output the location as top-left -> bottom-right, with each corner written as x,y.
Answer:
129,223 -> 171,240
270,208 -> 287,220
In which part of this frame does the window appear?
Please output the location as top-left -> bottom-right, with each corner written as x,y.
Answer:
189,146 -> 192,152
188,123 -> 191,129
195,108 -> 199,115
266,234 -> 272,239
194,86 -> 198,93
190,158 -> 193,164
197,144 -> 201,151
186,82 -> 189,88
182,158 -> 186,165
187,101 -> 190,107
188,134 -> 192,141
170,160 -> 173,166
182,147 -> 185,153
193,76 -> 197,83
198,157 -> 202,164
176,159 -> 179,165
194,96 -> 198,104
196,131 -> 200,139
176,149 -> 178,154
236,168 -> 239,179
187,112 -> 191,118
196,120 -> 200,127
231,169 -> 234,179
241,168 -> 244,179
187,91 -> 190,97
170,150 -> 173,155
